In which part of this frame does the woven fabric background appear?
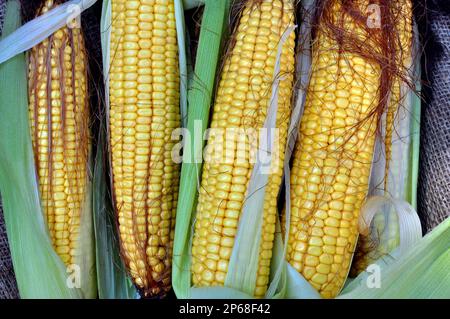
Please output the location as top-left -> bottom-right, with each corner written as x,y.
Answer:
417,0 -> 450,233
0,0 -> 20,300
0,0 -> 5,29
0,201 -> 19,299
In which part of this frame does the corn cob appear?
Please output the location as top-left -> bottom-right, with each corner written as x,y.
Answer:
351,1 -> 413,277
109,0 -> 181,297
191,0 -> 295,298
28,0 -> 90,266
286,0 -> 412,298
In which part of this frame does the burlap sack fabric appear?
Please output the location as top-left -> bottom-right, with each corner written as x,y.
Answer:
417,0 -> 450,234
0,0 -> 5,27
0,202 -> 19,299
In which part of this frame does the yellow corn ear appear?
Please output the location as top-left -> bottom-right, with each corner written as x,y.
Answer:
109,0 -> 181,298
352,0 -> 413,277
28,0 -> 90,266
191,0 -> 296,298
286,0 -> 412,298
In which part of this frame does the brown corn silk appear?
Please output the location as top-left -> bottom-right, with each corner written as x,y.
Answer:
351,0 -> 413,277
109,0 -> 181,298
191,0 -> 296,298
28,0 -> 90,266
286,0 -> 412,298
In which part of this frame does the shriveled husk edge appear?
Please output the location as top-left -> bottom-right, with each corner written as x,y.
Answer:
76,158 -> 97,298
92,122 -> 136,299
0,0 -> 97,64
100,0 -> 188,298
0,0 -> 96,299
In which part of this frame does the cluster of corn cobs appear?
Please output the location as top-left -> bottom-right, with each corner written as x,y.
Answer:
18,0 -> 416,299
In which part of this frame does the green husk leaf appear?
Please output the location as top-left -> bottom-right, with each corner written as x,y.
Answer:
76,173 -> 97,298
92,124 -> 136,299
339,217 -> 450,298
97,0 -> 137,299
172,0 -> 231,299
0,0 -> 84,299
408,25 -> 421,209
